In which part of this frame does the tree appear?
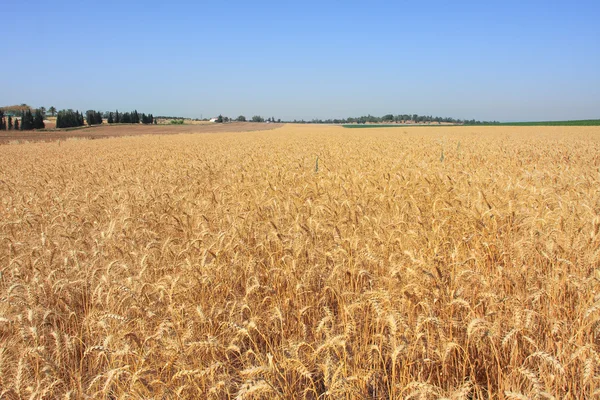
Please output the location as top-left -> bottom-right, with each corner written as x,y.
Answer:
108,112 -> 114,124
251,115 -> 264,122
20,110 -> 35,130
56,110 -> 85,128
382,114 -> 394,122
48,106 -> 56,116
86,110 -> 95,125
21,110 -> 33,131
14,118 -> 19,130
141,113 -> 154,124
0,110 -> 4,130
39,107 -> 46,117
33,109 -> 45,129
216,114 -> 223,123
115,110 -> 120,123
8,115 -> 13,130
236,115 -> 246,122
85,110 -> 102,125
144,114 -> 154,124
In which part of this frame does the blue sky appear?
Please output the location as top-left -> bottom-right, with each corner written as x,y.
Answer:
2,0 -> 599,121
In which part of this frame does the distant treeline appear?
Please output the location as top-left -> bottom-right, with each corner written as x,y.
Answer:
497,119 -> 600,126
156,116 -> 189,120
56,109 -> 156,128
106,110 -> 155,125
154,115 -> 279,123
56,110 -> 85,128
192,114 -> 497,125
1,107 -> 158,130
288,114 -> 499,125
0,109 -> 44,130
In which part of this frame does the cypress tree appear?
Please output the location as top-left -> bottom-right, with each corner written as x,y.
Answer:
14,118 -> 19,130
85,110 -> 102,125
56,110 -> 87,128
34,109 -> 45,129
21,110 -> 35,130
27,110 -> 35,130
115,110 -> 120,123
0,110 -> 4,130
8,115 -> 13,130
108,112 -> 114,124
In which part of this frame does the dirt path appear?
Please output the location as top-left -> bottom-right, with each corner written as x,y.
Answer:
0,123 -> 284,144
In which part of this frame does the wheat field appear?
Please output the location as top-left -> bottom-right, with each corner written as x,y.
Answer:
1,125 -> 600,399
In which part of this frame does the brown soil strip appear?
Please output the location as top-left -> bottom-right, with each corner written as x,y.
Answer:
0,123 -> 283,144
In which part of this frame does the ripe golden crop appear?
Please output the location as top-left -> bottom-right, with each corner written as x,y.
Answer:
1,125 -> 600,398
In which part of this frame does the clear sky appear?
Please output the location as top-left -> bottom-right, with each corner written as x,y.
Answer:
3,0 -> 599,121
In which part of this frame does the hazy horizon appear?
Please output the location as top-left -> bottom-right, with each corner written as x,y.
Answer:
3,0 -> 599,122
